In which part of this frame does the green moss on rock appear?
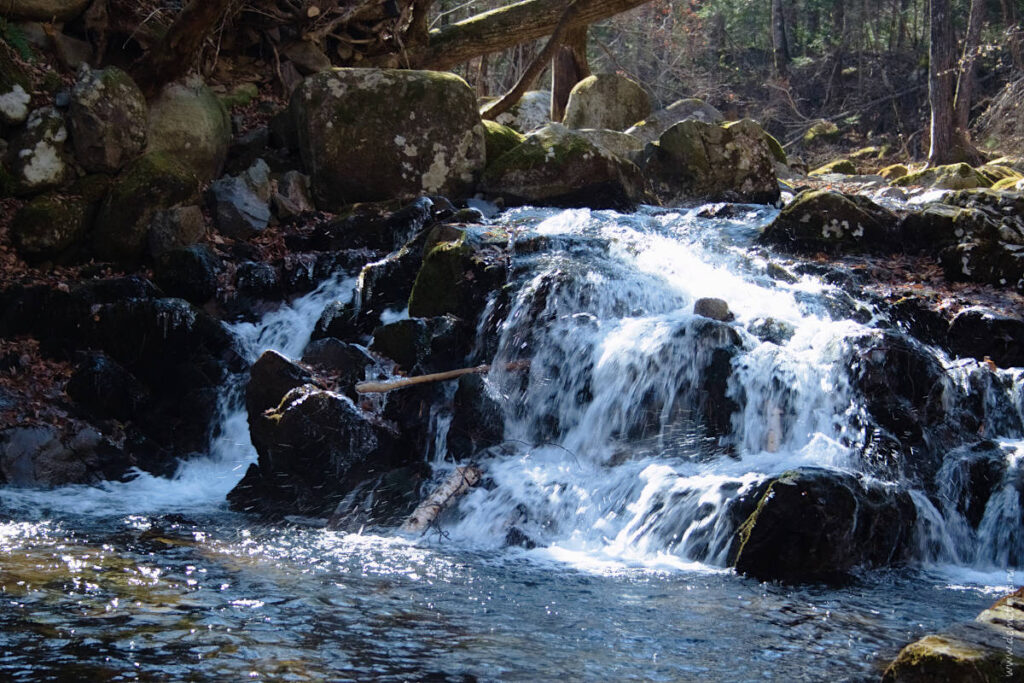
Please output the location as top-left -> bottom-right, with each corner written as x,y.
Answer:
645,118 -> 780,205
809,158 -> 857,176
292,68 -> 486,209
894,163 -> 993,190
802,119 -> 840,145
482,123 -> 647,210
483,119 -> 525,166
12,192 -> 93,261
407,228 -> 506,321
760,188 -> 898,253
93,152 -> 199,264
763,131 -> 787,164
880,163 -> 909,180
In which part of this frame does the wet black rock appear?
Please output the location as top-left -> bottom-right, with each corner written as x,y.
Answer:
948,308 -> 1024,369
369,315 -> 474,375
0,424 -> 133,487
448,374 -> 504,460
234,261 -> 282,300
301,339 -> 374,399
728,467 -> 917,582
228,385 -> 400,516
326,465 -> 428,531
153,244 -> 221,305
309,197 -> 434,253
67,353 -> 149,422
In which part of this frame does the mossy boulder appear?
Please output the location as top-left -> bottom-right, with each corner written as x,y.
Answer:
493,90 -> 550,133
483,119 -> 525,165
624,98 -> 724,144
728,468 -> 916,583
562,73 -> 651,131
292,68 -> 485,209
992,176 -> 1024,191
644,118 -> 780,205
146,77 -> 230,183
849,146 -> 882,160
93,152 -> 200,264
407,227 -> 507,322
802,119 -> 840,145
894,163 -> 993,190
69,66 -> 147,173
883,588 -> 1024,682
11,191 -> 94,262
576,129 -> 644,164
481,123 -> 647,210
7,106 -> 71,194
880,163 -> 909,180
760,189 -> 899,253
763,132 -> 787,164
809,158 -> 856,176
218,82 -> 259,110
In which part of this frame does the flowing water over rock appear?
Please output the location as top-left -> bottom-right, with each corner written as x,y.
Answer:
2,205 -> 1023,680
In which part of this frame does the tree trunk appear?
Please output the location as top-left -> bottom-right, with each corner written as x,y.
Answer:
371,0 -> 651,71
927,0 -> 957,166
551,24 -> 590,122
131,0 -> 235,95
770,0 -> 790,78
954,0 -> 986,135
482,2 -> 580,120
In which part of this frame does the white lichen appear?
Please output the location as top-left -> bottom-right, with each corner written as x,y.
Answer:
0,85 -> 30,124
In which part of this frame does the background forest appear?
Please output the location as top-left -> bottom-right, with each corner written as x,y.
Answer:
434,0 -> 1024,161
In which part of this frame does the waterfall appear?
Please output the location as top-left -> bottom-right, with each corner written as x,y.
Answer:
422,206 -> 1024,573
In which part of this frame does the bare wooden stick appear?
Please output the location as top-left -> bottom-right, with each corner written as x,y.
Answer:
355,360 -> 529,394
401,465 -> 483,533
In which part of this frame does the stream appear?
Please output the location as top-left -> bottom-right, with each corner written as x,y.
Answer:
2,203 -> 1021,681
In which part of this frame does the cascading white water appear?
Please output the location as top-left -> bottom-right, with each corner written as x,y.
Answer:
0,274 -> 358,516
433,206 -> 1024,575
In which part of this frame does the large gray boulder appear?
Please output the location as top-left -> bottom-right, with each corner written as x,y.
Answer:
69,66 -> 148,173
760,189 -> 899,254
291,68 -> 486,209
563,73 -> 650,131
493,90 -> 551,133
625,98 -> 724,144
147,76 -> 231,183
644,118 -> 779,205
482,123 -> 648,210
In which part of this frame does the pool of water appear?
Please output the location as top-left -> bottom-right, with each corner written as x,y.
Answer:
0,509 -> 1008,682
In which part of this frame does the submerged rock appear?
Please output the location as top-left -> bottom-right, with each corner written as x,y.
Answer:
883,588 -> 1024,682
292,68 -> 485,208
562,73 -> 650,131
728,468 -> 917,582
644,118 -> 779,205
482,123 -> 647,210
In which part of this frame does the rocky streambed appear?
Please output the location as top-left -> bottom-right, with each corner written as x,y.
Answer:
3,56 -> 1024,680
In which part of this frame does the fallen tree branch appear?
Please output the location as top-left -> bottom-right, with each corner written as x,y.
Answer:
481,1 -> 579,121
355,360 -> 529,394
401,464 -> 483,533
